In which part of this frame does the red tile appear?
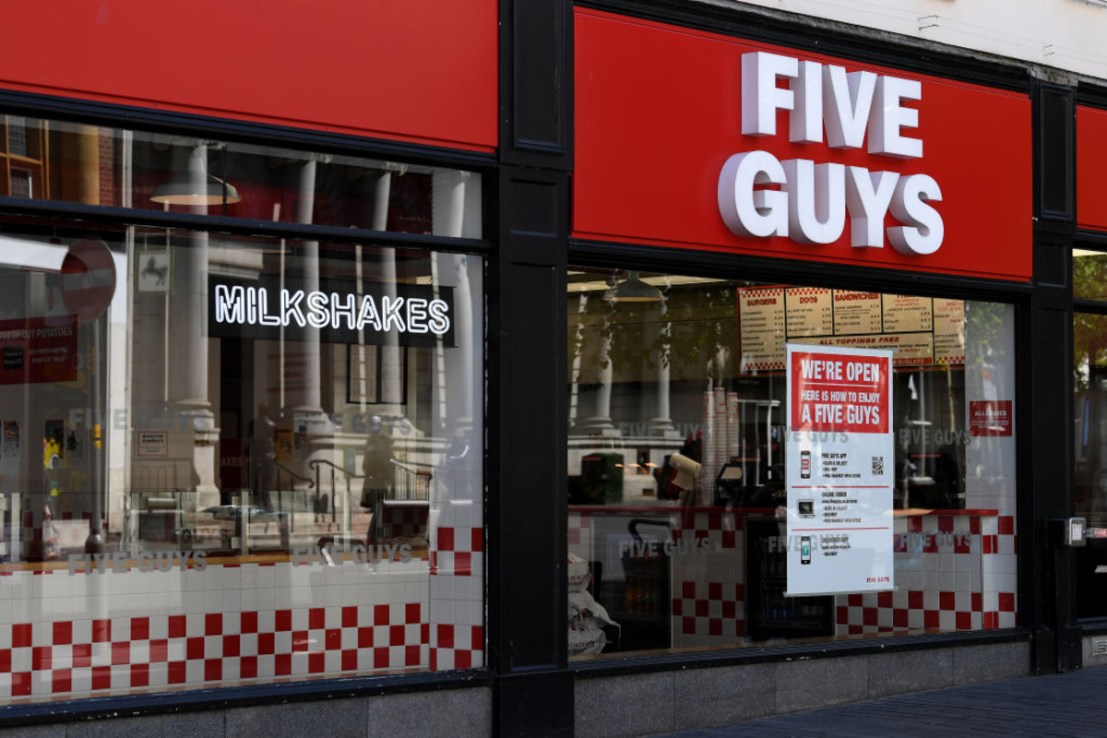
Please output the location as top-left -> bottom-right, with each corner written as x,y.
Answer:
695,599 -> 708,617
91,665 -> 112,691
308,652 -> 325,673
438,527 -> 455,551
358,627 -> 373,648
863,608 -> 878,626
893,609 -> 908,628
682,581 -> 696,599
168,661 -> 187,685
149,640 -> 168,663
471,528 -> 483,552
11,672 -> 32,696
682,617 -> 695,635
878,591 -> 893,608
130,617 -> 150,641
204,659 -> 222,682
240,656 -> 258,679
168,615 -> 187,639
405,645 -> 421,666
130,663 -> 149,688
708,618 -> 722,636
111,642 -> 130,666
292,631 -> 309,652
258,633 -> 275,655
406,603 -> 421,624
722,601 -> 736,619
734,584 -> 745,601
205,613 -> 223,636
940,591 -> 956,611
32,646 -> 51,671
326,629 -> 342,650
342,607 -> 359,628
721,530 -> 736,549
836,606 -> 849,624
92,619 -> 111,643
342,649 -> 359,671
972,593 -> 983,612
0,649 -> 10,673
275,610 -> 293,632
999,593 -> 1016,612
72,644 -> 91,669
956,612 -> 972,630
708,581 -> 722,600
970,517 -> 981,535
275,654 -> 292,676
984,612 -> 999,630
847,594 -> 863,607
309,608 -> 326,630
471,626 -> 483,649
938,516 -> 954,533
12,623 -> 32,649
924,610 -> 940,629
454,552 -> 472,575
240,611 -> 259,634
374,605 -> 390,626
389,625 -> 405,646
53,622 -> 73,646
998,516 -> 1015,535
373,647 -> 390,669
223,635 -> 241,658
52,668 -> 72,694
438,624 -> 454,649
186,637 -> 205,660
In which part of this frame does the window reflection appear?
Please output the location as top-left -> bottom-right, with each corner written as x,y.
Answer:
567,270 -> 1017,658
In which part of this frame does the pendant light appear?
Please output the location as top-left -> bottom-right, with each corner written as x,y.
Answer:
603,271 -> 663,303
151,144 -> 241,206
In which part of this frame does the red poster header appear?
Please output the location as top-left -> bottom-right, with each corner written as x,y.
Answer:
574,9 -> 1032,281
790,350 -> 889,434
969,400 -> 1012,437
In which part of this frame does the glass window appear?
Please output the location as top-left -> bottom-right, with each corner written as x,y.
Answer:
567,269 -> 1017,659
0,115 -> 481,237
1074,310 -> 1107,619
0,116 -> 483,703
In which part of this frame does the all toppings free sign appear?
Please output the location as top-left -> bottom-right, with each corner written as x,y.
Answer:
789,349 -> 889,434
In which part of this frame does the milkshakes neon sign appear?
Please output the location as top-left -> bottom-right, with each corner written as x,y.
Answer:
208,277 -> 455,347
718,51 -> 943,255
213,284 -> 451,336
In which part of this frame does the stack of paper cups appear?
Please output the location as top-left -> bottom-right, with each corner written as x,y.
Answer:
726,392 -> 740,461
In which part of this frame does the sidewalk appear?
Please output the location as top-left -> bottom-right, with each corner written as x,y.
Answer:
656,666 -> 1107,737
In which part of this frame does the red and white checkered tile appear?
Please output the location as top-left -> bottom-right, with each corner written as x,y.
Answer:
428,500 -> 485,671
836,513 -> 1017,635
0,604 -> 426,699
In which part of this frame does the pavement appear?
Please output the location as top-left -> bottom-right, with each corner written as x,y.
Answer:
656,665 -> 1107,737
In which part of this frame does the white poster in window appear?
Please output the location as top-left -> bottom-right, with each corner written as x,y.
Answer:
785,344 -> 894,596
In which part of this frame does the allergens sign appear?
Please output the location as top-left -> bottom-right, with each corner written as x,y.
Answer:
785,344 -> 894,596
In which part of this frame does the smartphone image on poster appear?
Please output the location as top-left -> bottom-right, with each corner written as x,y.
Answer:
800,450 -> 811,479
800,536 -> 812,565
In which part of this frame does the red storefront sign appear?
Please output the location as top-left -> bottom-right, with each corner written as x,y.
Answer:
574,9 -> 1032,281
0,317 -> 78,385
0,0 -> 497,152
1078,106 -> 1107,231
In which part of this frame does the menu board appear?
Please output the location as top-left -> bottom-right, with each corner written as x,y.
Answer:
933,299 -> 965,366
785,288 -> 833,336
882,294 -> 933,333
737,287 -> 965,372
832,291 -> 882,335
738,287 -> 785,372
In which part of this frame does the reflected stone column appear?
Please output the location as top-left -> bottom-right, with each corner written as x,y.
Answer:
167,145 -> 219,507
648,296 -> 679,438
577,309 -> 619,437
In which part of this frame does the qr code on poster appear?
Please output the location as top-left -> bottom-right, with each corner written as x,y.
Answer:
872,456 -> 884,475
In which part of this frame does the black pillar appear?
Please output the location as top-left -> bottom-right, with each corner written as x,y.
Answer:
490,0 -> 573,734
1029,79 -> 1077,673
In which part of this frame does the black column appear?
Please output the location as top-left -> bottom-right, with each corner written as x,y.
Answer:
1028,80 -> 1077,673
489,0 -> 573,735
